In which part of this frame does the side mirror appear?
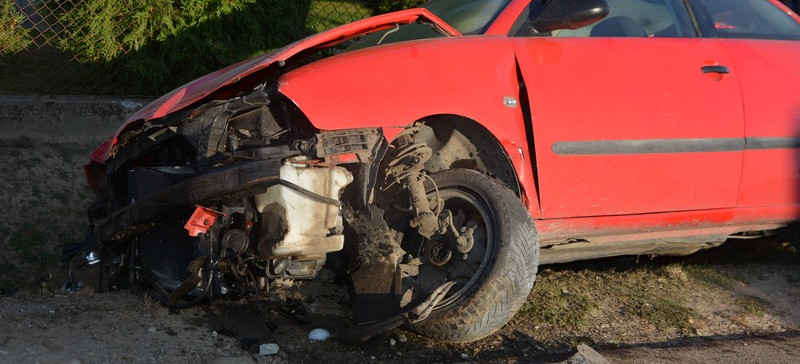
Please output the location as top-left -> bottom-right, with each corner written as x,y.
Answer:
533,0 -> 610,33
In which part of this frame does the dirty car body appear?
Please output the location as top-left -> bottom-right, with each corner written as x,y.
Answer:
80,0 -> 800,342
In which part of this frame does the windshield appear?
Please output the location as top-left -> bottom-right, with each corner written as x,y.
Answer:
336,0 -> 512,53
424,0 -> 514,35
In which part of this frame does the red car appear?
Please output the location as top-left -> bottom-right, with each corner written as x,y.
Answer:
80,0 -> 800,342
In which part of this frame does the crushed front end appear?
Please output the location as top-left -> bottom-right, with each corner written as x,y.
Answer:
81,83 -> 386,311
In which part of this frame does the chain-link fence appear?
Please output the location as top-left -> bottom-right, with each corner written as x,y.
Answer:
0,0 -> 423,96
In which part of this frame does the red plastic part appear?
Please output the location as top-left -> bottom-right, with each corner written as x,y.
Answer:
184,206 -> 221,237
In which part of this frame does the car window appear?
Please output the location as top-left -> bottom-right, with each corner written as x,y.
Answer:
423,0 -> 514,35
687,0 -> 800,40
513,0 -> 694,38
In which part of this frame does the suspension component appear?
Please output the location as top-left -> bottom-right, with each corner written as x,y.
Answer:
385,133 -> 439,238
384,132 -> 478,255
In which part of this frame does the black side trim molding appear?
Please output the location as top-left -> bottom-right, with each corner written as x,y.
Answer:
552,137 -> 800,155
745,137 -> 800,150
552,138 -> 744,155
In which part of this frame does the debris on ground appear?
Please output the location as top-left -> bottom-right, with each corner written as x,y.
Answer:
557,344 -> 611,364
259,343 -> 280,356
308,328 -> 330,341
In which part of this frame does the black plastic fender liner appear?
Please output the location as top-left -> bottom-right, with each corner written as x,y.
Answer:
94,158 -> 283,242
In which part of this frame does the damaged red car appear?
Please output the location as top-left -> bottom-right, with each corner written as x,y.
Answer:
76,0 -> 800,342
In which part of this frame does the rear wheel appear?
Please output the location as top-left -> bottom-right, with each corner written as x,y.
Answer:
395,169 -> 539,342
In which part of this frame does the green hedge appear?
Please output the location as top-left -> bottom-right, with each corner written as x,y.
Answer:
0,0 -> 31,55
371,0 -> 426,12
59,0 -> 312,95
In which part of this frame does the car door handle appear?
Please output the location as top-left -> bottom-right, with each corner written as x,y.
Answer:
701,65 -> 730,74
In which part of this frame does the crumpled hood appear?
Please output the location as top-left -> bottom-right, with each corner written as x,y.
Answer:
92,8 -> 459,163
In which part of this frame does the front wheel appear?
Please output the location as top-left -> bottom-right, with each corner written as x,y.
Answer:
398,169 -> 540,342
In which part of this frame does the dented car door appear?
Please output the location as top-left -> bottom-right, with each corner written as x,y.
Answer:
512,0 -> 745,218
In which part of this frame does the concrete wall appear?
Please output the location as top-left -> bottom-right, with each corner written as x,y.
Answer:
0,95 -> 153,142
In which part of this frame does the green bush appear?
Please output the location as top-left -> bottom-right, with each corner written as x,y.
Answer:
58,0 -> 311,95
371,0 -> 426,13
0,0 -> 32,54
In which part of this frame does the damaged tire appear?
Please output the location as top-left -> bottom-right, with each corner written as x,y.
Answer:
401,169 -> 539,342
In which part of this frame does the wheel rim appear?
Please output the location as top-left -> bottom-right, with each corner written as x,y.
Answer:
401,187 -> 493,309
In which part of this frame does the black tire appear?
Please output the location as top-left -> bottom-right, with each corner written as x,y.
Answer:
404,169 -> 539,342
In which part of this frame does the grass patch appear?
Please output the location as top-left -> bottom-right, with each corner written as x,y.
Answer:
524,265 -> 698,332
734,295 -> 773,316
9,224 -> 48,254
520,271 -> 597,328
5,224 -> 61,290
0,262 -> 20,293
683,264 -> 742,289
52,190 -> 72,205
611,267 -> 697,330
630,296 -> 695,330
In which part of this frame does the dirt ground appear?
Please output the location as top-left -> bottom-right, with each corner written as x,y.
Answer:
600,333 -> 800,364
2,245 -> 799,363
